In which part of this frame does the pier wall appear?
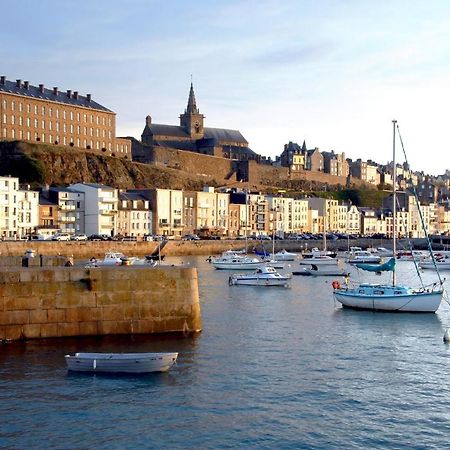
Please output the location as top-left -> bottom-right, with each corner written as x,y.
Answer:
0,266 -> 201,341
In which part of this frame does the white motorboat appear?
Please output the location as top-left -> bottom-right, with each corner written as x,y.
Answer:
302,247 -> 337,259
212,250 -> 264,270
368,247 -> 394,257
228,266 -> 291,286
333,121 -> 444,313
269,249 -> 297,261
419,257 -> 450,270
346,250 -> 381,264
299,253 -> 338,266
396,250 -> 427,261
293,264 -> 347,277
65,352 -> 178,374
85,252 -> 131,267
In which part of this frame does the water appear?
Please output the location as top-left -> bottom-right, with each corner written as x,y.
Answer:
1,256 -> 450,449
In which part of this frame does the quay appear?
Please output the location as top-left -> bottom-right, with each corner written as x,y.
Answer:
0,264 -> 201,341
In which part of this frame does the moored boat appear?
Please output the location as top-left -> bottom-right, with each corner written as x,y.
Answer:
65,352 -> 178,374
212,250 -> 264,270
228,266 -> 291,286
293,264 -> 347,277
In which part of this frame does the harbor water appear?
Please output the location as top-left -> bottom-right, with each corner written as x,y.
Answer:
1,255 -> 450,449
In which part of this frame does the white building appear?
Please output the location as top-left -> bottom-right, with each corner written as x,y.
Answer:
0,176 -> 39,238
69,183 -> 118,236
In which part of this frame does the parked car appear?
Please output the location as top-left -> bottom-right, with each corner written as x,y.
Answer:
88,234 -> 111,241
71,233 -> 88,241
183,234 -> 200,241
52,233 -> 71,241
143,234 -> 154,242
122,236 -> 137,242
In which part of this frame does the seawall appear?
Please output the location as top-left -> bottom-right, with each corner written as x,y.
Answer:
0,238 -> 429,259
0,265 -> 201,341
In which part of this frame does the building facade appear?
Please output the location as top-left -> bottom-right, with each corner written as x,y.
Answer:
0,76 -> 131,158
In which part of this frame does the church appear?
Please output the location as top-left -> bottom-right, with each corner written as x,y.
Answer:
140,84 -> 260,162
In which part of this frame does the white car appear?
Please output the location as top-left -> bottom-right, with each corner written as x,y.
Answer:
71,234 -> 88,241
52,233 -> 71,241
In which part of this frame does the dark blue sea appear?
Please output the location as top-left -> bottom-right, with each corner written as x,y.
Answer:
1,256 -> 450,449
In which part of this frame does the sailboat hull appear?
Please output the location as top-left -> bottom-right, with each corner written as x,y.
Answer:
334,287 -> 443,312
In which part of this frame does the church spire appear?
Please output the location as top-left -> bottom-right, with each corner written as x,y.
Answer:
186,82 -> 199,114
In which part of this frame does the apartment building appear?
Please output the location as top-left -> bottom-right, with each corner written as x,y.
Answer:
0,176 -> 39,238
69,183 -> 118,236
0,76 -> 131,158
117,192 -> 151,238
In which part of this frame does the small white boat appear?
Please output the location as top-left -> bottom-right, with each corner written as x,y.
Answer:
65,352 -> 178,374
269,249 -> 297,261
228,266 -> 291,286
264,259 -> 286,269
346,250 -> 381,264
212,250 -> 264,270
368,247 -> 393,257
299,254 -> 338,266
302,247 -> 337,259
293,264 -> 347,277
419,258 -> 450,270
396,250 -> 427,261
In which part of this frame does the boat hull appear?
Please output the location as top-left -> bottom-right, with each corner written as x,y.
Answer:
65,352 -> 178,373
298,258 -> 338,266
229,276 -> 290,286
334,290 -> 442,312
419,261 -> 450,270
213,261 -> 265,270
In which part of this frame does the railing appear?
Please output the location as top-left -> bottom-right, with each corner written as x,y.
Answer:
60,204 -> 76,211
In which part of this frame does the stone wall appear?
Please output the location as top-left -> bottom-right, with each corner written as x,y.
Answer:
0,265 -> 201,341
149,147 -> 235,183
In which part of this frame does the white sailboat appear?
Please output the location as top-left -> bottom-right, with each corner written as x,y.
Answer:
333,120 -> 445,312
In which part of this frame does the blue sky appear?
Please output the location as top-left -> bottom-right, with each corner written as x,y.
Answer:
1,0 -> 450,174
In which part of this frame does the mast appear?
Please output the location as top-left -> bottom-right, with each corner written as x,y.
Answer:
323,203 -> 327,252
392,119 -> 397,286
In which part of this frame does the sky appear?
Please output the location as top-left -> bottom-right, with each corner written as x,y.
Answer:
1,0 -> 450,175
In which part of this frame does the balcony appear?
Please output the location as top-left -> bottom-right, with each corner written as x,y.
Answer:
60,204 -> 76,211
59,216 -> 76,223
100,208 -> 117,215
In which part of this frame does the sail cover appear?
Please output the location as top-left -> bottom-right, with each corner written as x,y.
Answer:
355,257 -> 396,272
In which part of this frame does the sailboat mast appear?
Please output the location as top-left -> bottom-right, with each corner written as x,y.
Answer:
392,119 -> 397,286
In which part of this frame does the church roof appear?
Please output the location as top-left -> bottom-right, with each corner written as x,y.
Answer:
147,123 -> 248,144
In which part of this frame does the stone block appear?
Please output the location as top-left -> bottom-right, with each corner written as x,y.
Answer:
0,310 -> 29,325
79,321 -> 98,336
57,322 -> 80,337
65,307 -> 102,323
19,270 -> 41,283
123,304 -> 140,320
98,320 -> 132,335
22,324 -> 41,339
29,309 -> 48,324
54,269 -> 71,283
101,305 -> 124,321
0,271 -> 20,284
4,325 -> 23,340
47,309 -> 66,323
5,296 -> 41,311
40,323 -> 58,338
55,292 -> 82,309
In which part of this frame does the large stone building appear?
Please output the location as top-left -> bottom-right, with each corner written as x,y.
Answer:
139,83 -> 260,162
0,76 -> 131,158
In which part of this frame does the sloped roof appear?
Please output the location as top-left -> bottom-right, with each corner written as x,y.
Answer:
146,123 -> 248,144
0,79 -> 111,112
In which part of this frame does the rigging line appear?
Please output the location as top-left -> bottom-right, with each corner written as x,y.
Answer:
396,123 -> 444,286
394,194 -> 425,288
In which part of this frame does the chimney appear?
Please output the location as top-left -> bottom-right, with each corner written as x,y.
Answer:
0,76 -> 5,85
73,91 -> 78,100
66,89 -> 72,98
53,86 -> 58,95
24,81 -> 29,90
86,93 -> 91,102
16,79 -> 21,88
39,84 -> 44,93
146,115 -> 152,126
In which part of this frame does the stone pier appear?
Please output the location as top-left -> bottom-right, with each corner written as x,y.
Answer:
0,265 -> 201,341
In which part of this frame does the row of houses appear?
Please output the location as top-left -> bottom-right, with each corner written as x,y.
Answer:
1,176 -> 450,240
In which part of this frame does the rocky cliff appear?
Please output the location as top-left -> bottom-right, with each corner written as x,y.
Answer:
0,140 -> 219,190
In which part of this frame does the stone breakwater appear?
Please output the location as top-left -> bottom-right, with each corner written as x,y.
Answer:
0,265 -> 201,341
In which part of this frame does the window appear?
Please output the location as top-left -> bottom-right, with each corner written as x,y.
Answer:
34,105 -> 38,114
70,111 -> 73,121
19,103 -> 22,112
41,106 -> 45,115
63,110 -> 66,120
49,107 -> 52,117
11,101 -> 15,111
34,119 -> 38,128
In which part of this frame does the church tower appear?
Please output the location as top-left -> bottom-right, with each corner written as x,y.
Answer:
180,83 -> 204,139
